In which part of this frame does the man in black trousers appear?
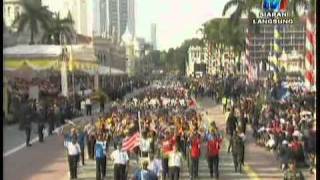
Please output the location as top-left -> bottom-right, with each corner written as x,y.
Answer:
48,106 -> 55,136
226,108 -> 238,153
231,130 -> 245,173
20,97 -> 33,147
37,107 -> 45,143
65,135 -> 81,179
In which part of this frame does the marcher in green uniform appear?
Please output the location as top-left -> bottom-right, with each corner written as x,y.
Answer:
283,160 -> 304,180
230,130 -> 244,173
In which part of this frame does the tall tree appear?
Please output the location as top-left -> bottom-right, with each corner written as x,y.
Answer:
226,21 -> 246,74
12,0 -> 52,44
42,12 -> 75,44
222,0 -> 261,25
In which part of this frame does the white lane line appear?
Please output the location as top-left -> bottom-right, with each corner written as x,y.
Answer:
3,89 -> 145,158
3,129 -> 50,157
3,117 -> 89,158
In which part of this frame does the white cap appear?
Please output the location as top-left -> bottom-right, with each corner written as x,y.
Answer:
282,140 -> 288,145
280,118 -> 285,124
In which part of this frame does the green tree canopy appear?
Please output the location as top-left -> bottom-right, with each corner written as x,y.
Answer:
12,0 -> 52,44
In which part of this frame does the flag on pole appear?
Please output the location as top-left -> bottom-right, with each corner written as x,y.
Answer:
273,26 -> 281,52
68,46 -> 74,71
189,98 -> 197,108
274,28 -> 281,39
270,55 -> 278,65
122,132 -> 140,151
273,41 -> 281,52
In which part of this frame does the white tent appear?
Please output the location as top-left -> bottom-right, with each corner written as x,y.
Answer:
4,45 -> 62,58
82,66 -> 126,75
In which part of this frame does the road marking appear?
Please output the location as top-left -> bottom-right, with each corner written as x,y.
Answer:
4,136 -> 39,157
244,165 -> 260,180
4,129 -> 50,157
3,116 -> 89,158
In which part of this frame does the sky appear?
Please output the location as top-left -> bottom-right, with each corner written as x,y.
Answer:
135,0 -> 233,51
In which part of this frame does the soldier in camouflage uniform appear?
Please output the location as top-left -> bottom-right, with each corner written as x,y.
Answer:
283,160 -> 304,180
230,129 -> 244,173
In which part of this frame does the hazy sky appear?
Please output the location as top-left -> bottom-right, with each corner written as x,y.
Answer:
135,0 -> 232,50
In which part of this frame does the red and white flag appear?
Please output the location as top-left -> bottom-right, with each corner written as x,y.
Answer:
122,132 -> 140,151
189,98 -> 197,108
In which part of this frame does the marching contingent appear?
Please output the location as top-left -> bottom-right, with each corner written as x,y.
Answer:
61,75 -> 315,180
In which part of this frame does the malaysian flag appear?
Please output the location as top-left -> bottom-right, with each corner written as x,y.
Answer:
122,132 -> 140,151
188,98 -> 197,108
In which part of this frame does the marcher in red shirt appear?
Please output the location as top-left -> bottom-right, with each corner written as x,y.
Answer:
161,132 -> 173,180
290,136 -> 303,163
207,132 -> 222,178
190,132 -> 201,179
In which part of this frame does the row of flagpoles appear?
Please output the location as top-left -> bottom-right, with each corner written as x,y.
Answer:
246,14 -> 316,90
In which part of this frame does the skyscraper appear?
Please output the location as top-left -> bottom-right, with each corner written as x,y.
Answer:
118,0 -> 128,40
99,0 -> 107,36
108,0 -> 135,41
127,0 -> 135,37
108,0 -> 119,39
92,0 -> 101,36
151,23 -> 157,50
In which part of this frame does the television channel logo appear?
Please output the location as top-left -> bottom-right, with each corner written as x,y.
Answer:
263,0 -> 289,12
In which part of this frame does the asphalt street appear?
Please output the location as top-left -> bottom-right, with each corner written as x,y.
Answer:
3,94 -> 315,180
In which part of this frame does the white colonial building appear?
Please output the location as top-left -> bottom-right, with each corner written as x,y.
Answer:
186,45 -> 216,77
186,45 -> 241,77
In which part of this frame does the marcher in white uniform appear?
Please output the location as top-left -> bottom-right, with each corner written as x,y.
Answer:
111,143 -> 129,180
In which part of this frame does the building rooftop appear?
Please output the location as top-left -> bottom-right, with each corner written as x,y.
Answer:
4,45 -> 62,58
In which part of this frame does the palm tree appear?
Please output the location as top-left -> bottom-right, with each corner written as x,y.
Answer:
222,0 -> 262,25
42,12 -> 75,44
226,23 -> 246,74
202,19 -> 231,76
12,0 -> 52,44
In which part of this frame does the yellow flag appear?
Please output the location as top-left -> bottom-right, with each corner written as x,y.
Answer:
274,29 -> 281,39
270,55 -> 277,65
68,47 -> 74,71
273,42 -> 281,52
273,73 -> 278,82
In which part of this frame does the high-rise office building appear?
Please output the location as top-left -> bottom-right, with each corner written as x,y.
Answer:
108,0 -> 119,39
118,0 -> 128,40
99,0 -> 107,36
92,0 -> 101,36
108,0 -> 135,41
151,23 -> 157,50
127,0 -> 135,37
